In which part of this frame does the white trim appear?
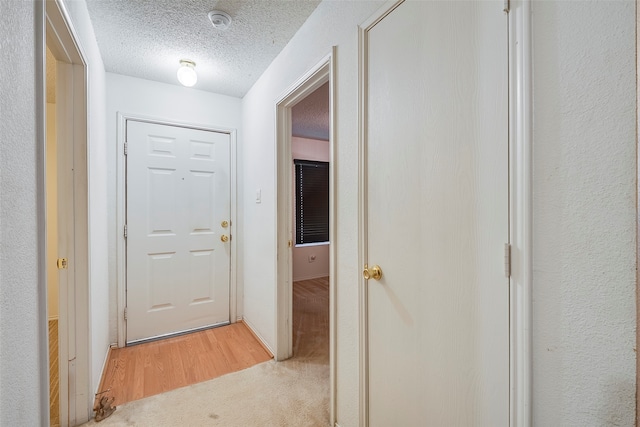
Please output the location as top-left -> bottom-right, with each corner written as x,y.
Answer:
116,113 -> 127,348
45,0 -> 92,424
357,3 -> 404,424
508,1 -> 533,426
274,49 -> 336,426
357,19 -> 367,427
95,347 -> 111,395
116,113 -> 239,348
295,242 -> 330,248
358,1 -> 531,425
36,1 -> 48,425
328,47 -> 338,427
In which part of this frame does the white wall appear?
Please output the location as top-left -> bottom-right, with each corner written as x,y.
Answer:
241,2 -> 384,425
292,136 -> 329,162
0,1 -> 634,425
61,0 -> 111,399
0,2 -> 46,424
105,73 -> 243,340
244,1 -> 637,426
531,1 -> 636,425
292,137 -> 330,281
293,245 -> 329,281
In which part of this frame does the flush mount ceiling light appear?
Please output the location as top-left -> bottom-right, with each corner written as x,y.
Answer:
177,59 -> 197,87
208,10 -> 232,30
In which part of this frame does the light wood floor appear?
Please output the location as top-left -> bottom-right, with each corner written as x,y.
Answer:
293,277 -> 329,362
97,276 -> 329,409
98,322 -> 272,407
49,319 -> 60,427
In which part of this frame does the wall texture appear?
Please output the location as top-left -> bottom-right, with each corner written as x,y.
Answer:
0,1 -> 47,424
105,73 -> 243,342
0,1 -> 635,425
244,1 -> 637,426
241,2 -> 384,425
531,1 -> 636,425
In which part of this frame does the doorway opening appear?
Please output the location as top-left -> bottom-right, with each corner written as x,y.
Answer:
275,50 -> 336,424
45,0 -> 91,424
291,83 -> 330,359
45,44 -> 60,427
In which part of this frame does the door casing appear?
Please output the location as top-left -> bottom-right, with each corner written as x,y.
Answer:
44,0 -> 91,424
274,49 -> 336,425
116,114 -> 239,348
357,0 -> 533,425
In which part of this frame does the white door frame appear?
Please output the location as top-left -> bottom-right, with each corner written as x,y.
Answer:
274,50 -> 336,424
116,113 -> 239,348
44,0 -> 91,424
357,1 -> 533,426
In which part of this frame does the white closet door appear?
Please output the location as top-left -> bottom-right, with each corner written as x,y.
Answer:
365,1 -> 510,425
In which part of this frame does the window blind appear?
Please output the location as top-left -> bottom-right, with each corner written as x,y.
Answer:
294,159 -> 329,245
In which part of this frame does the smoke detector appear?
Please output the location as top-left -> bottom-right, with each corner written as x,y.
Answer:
208,10 -> 232,30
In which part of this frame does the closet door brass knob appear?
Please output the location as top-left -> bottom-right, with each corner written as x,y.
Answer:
220,235 -> 229,243
363,264 -> 383,281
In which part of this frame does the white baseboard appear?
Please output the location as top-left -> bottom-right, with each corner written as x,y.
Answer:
241,316 -> 275,357
95,346 -> 112,396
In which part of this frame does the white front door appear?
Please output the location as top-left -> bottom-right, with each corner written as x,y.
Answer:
364,1 -> 509,425
126,120 -> 231,344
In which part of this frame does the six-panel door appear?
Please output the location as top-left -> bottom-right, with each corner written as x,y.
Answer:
126,121 -> 231,344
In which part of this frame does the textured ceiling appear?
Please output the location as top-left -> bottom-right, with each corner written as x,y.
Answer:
292,81 -> 329,140
85,0 -> 322,98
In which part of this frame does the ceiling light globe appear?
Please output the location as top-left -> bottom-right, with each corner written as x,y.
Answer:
177,61 -> 197,87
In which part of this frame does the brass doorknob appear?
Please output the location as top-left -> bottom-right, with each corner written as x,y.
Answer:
363,264 -> 383,281
221,220 -> 229,228
220,235 -> 229,243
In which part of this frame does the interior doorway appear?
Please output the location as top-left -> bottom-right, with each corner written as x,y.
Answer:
45,44 -> 61,427
45,0 -> 91,424
291,82 -> 330,360
123,119 -> 235,345
275,51 -> 336,424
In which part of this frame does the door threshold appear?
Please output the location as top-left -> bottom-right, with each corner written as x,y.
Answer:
126,321 -> 231,347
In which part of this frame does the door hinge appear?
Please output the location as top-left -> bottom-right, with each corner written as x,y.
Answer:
57,258 -> 68,269
124,143 -> 128,155
504,243 -> 511,278
123,307 -> 128,321
503,0 -> 510,13
288,240 -> 293,248
124,225 -> 128,238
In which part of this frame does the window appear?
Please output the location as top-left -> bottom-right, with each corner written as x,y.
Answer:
294,159 -> 329,245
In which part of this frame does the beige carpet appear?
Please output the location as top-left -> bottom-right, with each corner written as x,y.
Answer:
82,357 -> 328,427
83,278 -> 330,426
